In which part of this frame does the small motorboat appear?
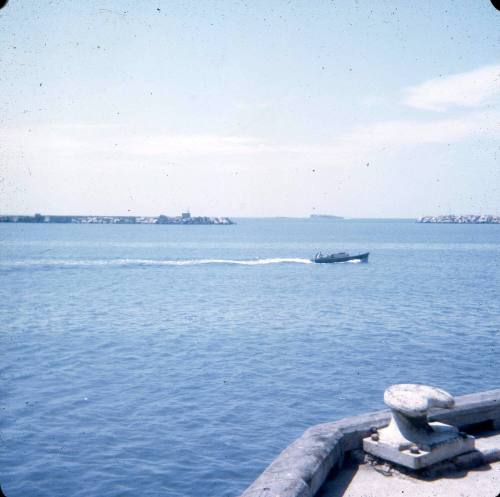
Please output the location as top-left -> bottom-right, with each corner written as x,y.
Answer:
312,251 -> 369,263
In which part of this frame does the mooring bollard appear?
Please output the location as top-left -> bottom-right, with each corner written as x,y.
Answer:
363,384 -> 475,469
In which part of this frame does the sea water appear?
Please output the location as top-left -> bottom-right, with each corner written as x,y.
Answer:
1,219 -> 499,497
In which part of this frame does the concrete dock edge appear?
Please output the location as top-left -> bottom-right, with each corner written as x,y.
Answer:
238,389 -> 500,497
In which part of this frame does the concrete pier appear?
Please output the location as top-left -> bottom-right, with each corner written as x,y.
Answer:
238,388 -> 500,497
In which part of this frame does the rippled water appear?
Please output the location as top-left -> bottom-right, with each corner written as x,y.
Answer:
1,219 -> 499,497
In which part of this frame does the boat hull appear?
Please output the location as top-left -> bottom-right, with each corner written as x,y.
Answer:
313,252 -> 369,263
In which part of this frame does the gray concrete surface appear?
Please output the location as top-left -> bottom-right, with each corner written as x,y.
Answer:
238,389 -> 500,497
318,459 -> 500,497
318,431 -> 500,497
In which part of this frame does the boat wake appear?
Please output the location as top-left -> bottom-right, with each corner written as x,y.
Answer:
1,257 -> 315,269
170,257 -> 314,266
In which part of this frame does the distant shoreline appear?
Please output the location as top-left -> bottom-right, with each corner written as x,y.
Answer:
309,214 -> 344,220
2,214 -> 499,224
0,213 -> 234,225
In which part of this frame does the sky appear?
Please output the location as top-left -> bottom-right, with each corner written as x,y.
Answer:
0,0 -> 499,218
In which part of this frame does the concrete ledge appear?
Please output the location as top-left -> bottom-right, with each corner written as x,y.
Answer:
238,389 -> 500,497
429,389 -> 500,428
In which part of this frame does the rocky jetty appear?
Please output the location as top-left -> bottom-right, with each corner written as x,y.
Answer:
417,214 -> 500,224
0,212 -> 234,225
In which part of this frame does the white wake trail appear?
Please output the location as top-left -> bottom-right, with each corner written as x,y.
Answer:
1,257 -> 314,268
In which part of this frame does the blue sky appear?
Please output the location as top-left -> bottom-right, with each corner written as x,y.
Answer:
1,0 -> 499,217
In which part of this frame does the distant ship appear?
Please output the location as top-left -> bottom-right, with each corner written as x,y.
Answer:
309,214 -> 344,220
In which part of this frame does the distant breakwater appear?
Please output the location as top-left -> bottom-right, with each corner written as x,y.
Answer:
417,214 -> 500,224
0,213 -> 234,225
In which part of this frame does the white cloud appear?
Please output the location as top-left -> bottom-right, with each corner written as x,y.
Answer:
2,109 -> 499,216
403,64 -> 500,111
333,110 -> 499,152
2,109 -> 499,169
